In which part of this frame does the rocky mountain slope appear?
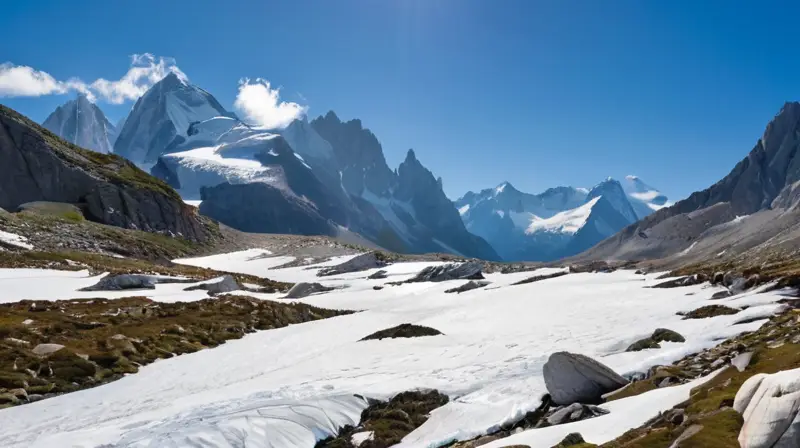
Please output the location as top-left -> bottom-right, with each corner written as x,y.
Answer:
42,94 -> 116,153
579,102 -> 800,267
457,177 -> 667,261
129,75 -> 499,260
0,104 -> 212,242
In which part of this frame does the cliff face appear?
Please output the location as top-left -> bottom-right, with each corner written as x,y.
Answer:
580,102 -> 800,263
0,105 -> 211,242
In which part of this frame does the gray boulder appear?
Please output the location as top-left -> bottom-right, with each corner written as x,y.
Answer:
543,352 -> 629,405
80,274 -> 193,291
407,261 -> 484,283
553,433 -> 587,447
735,368 -> 800,447
368,270 -> 388,280
184,275 -> 240,295
445,280 -> 491,294
546,403 -> 609,426
318,252 -> 388,277
285,282 -> 334,299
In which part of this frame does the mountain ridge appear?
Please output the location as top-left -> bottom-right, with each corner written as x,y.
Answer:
456,176 -> 669,261
576,101 -> 800,266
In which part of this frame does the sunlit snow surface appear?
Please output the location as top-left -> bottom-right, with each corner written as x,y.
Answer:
0,250 -> 790,447
0,230 -> 33,250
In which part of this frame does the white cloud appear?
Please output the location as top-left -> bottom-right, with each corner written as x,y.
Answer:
0,63 -> 72,97
234,78 -> 307,129
0,54 -> 185,104
90,54 -> 186,104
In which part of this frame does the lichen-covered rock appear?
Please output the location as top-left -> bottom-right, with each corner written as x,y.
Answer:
734,368 -> 800,447
552,433 -> 587,447
317,252 -> 388,277
284,282 -> 334,299
407,261 -> 484,283
682,304 -> 740,319
543,352 -> 629,405
652,328 -> 686,343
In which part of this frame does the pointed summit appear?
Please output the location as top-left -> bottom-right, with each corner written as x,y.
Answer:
323,110 -> 341,123
42,95 -> 115,153
405,148 -> 417,162
113,73 -> 229,164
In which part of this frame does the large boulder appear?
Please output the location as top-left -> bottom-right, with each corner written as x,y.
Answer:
543,352 -> 629,405
184,275 -> 240,295
80,274 -> 192,291
285,282 -> 334,299
734,368 -> 800,447
407,261 -> 484,283
317,252 -> 388,277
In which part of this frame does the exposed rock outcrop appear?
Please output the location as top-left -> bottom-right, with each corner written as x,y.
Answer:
0,105 -> 212,242
627,328 -> 685,352
284,282 -> 334,299
200,182 -> 336,236
184,275 -> 240,295
445,280 -> 491,294
317,252 -> 388,277
80,274 -> 194,291
543,352 -> 629,405
407,261 -> 484,283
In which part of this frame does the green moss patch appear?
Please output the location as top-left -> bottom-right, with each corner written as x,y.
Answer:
681,305 -> 739,319
0,295 -> 351,405
360,324 -> 443,341
317,390 -> 449,448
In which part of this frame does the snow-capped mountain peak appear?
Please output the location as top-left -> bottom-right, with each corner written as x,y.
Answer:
113,73 -> 231,165
622,174 -> 671,218
42,93 -> 115,153
457,176 -> 670,261
586,178 -> 639,223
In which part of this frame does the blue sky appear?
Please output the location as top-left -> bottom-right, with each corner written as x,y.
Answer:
2,0 -> 799,200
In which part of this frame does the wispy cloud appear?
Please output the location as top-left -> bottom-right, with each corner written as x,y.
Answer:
0,53 -> 185,104
234,78 -> 307,129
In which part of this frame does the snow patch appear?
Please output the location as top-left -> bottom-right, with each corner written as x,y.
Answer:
0,230 -> 33,250
525,197 -> 601,235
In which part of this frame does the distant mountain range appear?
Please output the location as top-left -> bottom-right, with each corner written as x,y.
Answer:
30,76 -> 800,266
456,176 -> 670,261
41,74 -> 499,259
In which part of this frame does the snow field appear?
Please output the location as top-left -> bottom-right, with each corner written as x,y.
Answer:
0,251 -> 789,447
